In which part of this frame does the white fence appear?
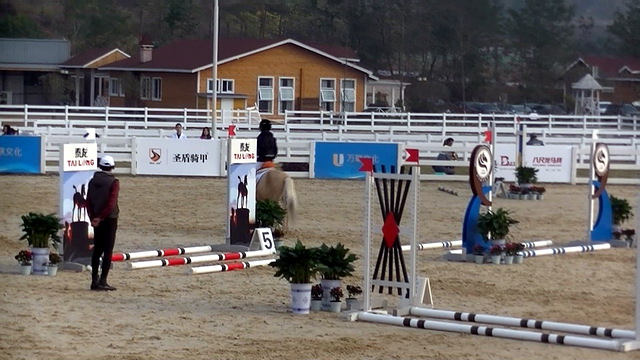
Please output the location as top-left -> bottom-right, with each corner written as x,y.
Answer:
1,105 -> 639,184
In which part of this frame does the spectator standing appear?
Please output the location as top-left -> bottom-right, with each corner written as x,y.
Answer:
200,127 -> 212,139
432,137 -> 458,175
527,134 -> 544,146
171,123 -> 187,139
86,155 -> 120,291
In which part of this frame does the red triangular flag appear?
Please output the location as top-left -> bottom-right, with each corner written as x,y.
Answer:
484,129 -> 492,144
228,125 -> 236,137
404,148 -> 419,164
359,157 -> 373,172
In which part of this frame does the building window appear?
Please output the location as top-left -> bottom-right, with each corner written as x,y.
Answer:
152,77 -> 162,101
279,77 -> 295,114
341,79 -> 356,112
207,78 -> 234,94
140,77 -> 151,100
109,78 -> 124,97
258,77 -> 274,114
320,78 -> 336,111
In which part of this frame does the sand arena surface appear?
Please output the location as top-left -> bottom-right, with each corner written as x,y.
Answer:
0,174 -> 638,360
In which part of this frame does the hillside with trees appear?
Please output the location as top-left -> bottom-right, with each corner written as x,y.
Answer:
1,0 -> 638,109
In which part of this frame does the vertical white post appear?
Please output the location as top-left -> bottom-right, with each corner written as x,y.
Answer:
226,138 -> 232,243
587,130 -> 598,242
211,0 -> 219,139
409,167 -> 419,305
363,170 -> 372,312
488,122 -> 497,212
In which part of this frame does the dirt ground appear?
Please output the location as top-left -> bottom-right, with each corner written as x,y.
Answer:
0,174 -> 638,360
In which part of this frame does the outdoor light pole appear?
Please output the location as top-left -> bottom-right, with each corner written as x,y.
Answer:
211,0 -> 219,139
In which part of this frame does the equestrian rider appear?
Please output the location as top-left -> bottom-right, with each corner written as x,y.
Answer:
256,119 -> 278,170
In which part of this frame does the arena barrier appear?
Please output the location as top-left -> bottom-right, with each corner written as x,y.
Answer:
128,249 -> 274,270
190,258 -> 275,275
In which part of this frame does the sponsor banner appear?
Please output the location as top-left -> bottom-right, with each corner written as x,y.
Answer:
60,170 -> 95,264
0,136 -> 42,173
135,138 -> 222,176
228,163 -> 256,246
494,144 -> 572,183
314,142 -> 399,179
62,143 -> 98,171
524,145 -> 572,183
230,138 -> 257,164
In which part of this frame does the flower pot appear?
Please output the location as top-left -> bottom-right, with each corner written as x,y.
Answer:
537,194 -> 544,200
491,255 -> 501,265
31,247 -> 50,275
321,279 -> 341,311
20,264 -> 32,275
514,254 -> 524,264
290,283 -> 312,315
504,255 -> 514,265
310,299 -> 323,311
474,255 -> 484,264
48,265 -> 59,276
345,298 -> 358,310
329,301 -> 342,313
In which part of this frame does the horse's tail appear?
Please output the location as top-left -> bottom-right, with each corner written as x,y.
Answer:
282,176 -> 297,226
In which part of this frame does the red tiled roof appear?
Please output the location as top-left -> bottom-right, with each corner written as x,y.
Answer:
582,56 -> 640,77
100,38 -> 361,72
61,47 -> 128,68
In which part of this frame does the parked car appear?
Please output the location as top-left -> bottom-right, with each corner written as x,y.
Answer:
461,102 -> 505,114
502,104 -> 533,115
602,103 -> 640,117
598,101 -> 611,115
530,104 -> 567,115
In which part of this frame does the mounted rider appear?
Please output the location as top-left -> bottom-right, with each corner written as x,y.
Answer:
256,119 -> 278,171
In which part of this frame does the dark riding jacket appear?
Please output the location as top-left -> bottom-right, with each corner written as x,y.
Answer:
257,131 -> 278,162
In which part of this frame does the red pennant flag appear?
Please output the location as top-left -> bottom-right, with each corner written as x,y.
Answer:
404,148 -> 419,164
359,157 -> 373,172
228,125 -> 236,137
484,129 -> 492,144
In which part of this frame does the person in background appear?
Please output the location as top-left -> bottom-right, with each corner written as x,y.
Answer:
2,124 -> 17,135
256,119 -> 278,170
527,133 -> 544,146
86,155 -> 120,291
200,127 -> 212,139
432,137 -> 458,175
171,123 -> 187,139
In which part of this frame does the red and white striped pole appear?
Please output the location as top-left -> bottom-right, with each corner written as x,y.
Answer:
129,249 -> 274,270
190,258 -> 275,275
111,245 -> 218,262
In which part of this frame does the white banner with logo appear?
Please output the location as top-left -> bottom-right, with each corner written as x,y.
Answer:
494,144 -> 572,183
134,138 -> 222,176
62,143 -> 98,171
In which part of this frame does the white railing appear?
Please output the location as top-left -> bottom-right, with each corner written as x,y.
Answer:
2,105 -> 639,183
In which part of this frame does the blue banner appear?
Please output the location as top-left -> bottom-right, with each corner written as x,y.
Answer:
0,136 -> 41,174
314,142 -> 399,179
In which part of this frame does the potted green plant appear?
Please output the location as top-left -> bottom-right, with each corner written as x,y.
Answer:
47,252 -> 62,276
610,195 -> 633,229
329,286 -> 344,313
514,166 -> 538,188
476,208 -> 519,245
256,199 -> 287,248
269,240 -> 319,315
310,284 -> 323,311
19,212 -> 63,276
15,249 -> 32,275
317,242 -> 358,311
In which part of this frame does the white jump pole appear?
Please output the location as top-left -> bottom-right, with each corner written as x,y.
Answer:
111,245 -> 218,262
129,249 -> 274,270
586,130 -> 598,242
408,307 -> 635,339
519,243 -> 610,258
400,240 -> 553,252
190,258 -> 275,275
357,312 -> 626,352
